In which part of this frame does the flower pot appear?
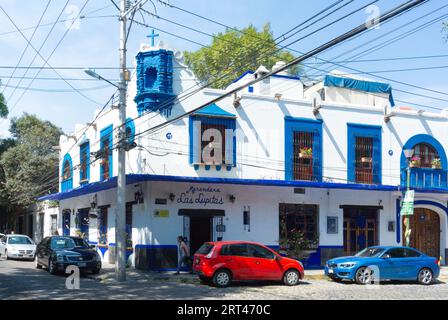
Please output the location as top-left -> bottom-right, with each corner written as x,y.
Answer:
432,165 -> 441,169
299,153 -> 312,159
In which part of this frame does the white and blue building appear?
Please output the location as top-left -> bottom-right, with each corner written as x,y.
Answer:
38,40 -> 448,269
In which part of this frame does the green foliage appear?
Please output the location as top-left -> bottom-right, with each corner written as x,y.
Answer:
279,218 -> 318,260
0,113 -> 63,207
184,23 -> 301,89
0,93 -> 8,119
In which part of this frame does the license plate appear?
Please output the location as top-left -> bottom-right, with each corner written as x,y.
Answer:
328,269 -> 334,274
78,262 -> 86,267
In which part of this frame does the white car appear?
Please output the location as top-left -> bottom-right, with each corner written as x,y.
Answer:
0,234 -> 36,260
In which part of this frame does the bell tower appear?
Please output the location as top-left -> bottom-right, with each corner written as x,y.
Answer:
134,48 -> 176,116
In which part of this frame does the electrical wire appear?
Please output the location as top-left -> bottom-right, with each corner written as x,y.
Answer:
0,0 -> 52,95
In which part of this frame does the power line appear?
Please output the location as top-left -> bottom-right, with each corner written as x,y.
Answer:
130,0 -> 429,143
309,3 -> 448,76
0,0 -> 105,118
0,0 -> 52,95
123,0 -> 380,137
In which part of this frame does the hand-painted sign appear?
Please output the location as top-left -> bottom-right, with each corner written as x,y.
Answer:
400,190 -> 414,216
177,185 -> 224,207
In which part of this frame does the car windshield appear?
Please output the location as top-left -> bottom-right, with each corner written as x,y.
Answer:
51,237 -> 89,250
8,236 -> 33,245
355,247 -> 385,257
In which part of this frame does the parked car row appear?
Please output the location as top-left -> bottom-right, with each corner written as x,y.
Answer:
0,234 -> 441,287
193,241 -> 441,287
0,234 -> 102,275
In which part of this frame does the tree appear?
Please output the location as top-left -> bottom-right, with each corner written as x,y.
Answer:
0,93 -> 7,119
184,23 -> 301,89
0,113 -> 62,207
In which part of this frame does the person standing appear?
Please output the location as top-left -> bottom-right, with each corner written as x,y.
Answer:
175,236 -> 191,274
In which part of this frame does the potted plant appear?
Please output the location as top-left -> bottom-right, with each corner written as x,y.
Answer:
279,228 -> 318,261
299,147 -> 313,159
431,158 -> 442,169
361,156 -> 372,163
410,156 -> 421,168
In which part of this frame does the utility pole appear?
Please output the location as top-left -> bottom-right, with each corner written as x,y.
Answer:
116,0 -> 128,282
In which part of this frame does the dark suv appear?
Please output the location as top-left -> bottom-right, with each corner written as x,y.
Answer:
35,236 -> 101,275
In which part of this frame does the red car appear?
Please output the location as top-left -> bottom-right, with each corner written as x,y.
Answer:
193,241 -> 304,287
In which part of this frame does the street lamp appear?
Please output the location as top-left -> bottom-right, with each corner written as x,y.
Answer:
403,148 -> 414,247
84,69 -> 119,88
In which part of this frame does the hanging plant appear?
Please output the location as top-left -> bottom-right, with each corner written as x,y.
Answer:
410,156 -> 421,168
431,158 -> 442,169
299,147 -> 313,159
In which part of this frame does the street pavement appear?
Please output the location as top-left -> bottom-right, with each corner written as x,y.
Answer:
1,259 -> 448,300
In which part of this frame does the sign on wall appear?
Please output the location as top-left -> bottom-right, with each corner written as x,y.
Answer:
176,186 -> 224,207
154,210 -> 169,218
400,190 -> 415,216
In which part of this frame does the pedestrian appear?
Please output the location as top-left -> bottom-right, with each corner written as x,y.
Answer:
175,235 -> 191,274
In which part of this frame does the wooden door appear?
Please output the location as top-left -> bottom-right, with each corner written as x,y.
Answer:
404,208 -> 440,258
343,208 -> 378,256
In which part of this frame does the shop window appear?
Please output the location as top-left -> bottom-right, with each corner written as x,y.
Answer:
279,204 -> 319,251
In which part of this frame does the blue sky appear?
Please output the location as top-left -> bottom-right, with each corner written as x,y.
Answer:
0,0 -> 447,137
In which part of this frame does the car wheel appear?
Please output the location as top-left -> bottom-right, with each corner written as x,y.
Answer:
91,268 -> 101,275
35,256 -> 42,269
417,268 -> 433,285
212,269 -> 232,288
48,258 -> 57,275
355,267 -> 373,285
283,269 -> 300,286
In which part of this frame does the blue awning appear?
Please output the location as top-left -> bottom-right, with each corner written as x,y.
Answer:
192,103 -> 236,118
37,174 -> 448,202
324,75 -> 395,107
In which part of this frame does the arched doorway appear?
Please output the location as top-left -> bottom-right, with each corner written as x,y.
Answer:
403,208 -> 440,258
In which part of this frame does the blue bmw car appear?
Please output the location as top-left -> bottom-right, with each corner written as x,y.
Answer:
325,246 -> 440,285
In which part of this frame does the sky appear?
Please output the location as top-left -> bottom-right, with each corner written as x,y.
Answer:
0,0 -> 447,138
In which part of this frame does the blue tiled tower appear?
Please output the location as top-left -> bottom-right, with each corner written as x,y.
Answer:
134,49 -> 176,116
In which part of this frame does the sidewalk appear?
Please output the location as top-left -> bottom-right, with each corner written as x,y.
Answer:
88,264 -> 448,284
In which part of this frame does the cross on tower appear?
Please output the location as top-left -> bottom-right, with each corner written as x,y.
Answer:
147,29 -> 160,47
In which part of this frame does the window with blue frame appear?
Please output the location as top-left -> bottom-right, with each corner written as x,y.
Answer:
100,125 -> 113,181
61,153 -> 73,192
125,118 -> 135,144
285,117 -> 322,181
400,134 -> 447,188
79,142 -> 90,184
189,115 -> 236,168
347,124 -> 381,185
